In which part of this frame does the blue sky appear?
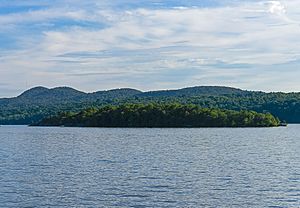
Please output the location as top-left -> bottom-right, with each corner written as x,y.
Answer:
0,0 -> 299,97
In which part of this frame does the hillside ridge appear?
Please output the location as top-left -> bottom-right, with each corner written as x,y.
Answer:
13,85 -> 247,100
0,85 -> 299,124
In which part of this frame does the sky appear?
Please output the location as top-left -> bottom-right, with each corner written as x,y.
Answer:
0,0 -> 300,97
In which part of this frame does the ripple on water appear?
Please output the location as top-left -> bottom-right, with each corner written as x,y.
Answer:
0,126 -> 299,207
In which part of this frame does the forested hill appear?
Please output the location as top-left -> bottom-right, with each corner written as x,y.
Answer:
139,86 -> 248,97
0,85 -> 299,124
0,86 -> 245,108
16,86 -> 142,103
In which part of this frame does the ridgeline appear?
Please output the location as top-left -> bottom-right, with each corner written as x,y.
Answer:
0,86 -> 298,125
33,104 -> 280,128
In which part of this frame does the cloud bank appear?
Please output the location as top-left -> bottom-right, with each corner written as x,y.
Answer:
0,0 -> 300,97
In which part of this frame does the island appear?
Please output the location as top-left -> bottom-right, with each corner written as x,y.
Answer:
32,103 -> 280,128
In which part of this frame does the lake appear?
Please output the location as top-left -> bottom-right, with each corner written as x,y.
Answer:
0,125 -> 299,207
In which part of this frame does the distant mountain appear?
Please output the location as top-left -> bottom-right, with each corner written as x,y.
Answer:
0,86 -> 143,124
17,85 -> 244,100
0,85 -> 300,124
140,86 -> 248,97
90,88 -> 142,100
18,86 -> 49,98
12,87 -> 142,105
6,85 -> 244,105
18,87 -> 86,103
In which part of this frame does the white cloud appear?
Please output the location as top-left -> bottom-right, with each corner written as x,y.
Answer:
268,1 -> 286,15
1,0 -> 300,96
33,2 -> 300,65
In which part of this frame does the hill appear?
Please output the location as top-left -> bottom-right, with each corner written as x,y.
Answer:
0,86 -> 299,124
17,87 -> 86,103
0,87 -> 142,124
140,86 -> 247,97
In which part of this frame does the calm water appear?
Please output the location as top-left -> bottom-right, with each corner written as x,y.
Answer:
0,125 -> 299,207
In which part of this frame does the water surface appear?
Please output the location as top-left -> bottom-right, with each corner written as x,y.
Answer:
0,125 -> 299,207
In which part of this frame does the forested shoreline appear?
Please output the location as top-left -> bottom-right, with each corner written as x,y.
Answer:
0,86 -> 298,125
33,104 -> 280,128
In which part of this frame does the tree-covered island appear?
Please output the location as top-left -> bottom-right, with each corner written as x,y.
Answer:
33,103 -> 280,127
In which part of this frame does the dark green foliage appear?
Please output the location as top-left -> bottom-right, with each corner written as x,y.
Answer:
140,86 -> 247,97
34,104 -> 280,127
0,87 -> 142,124
0,86 -> 299,124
